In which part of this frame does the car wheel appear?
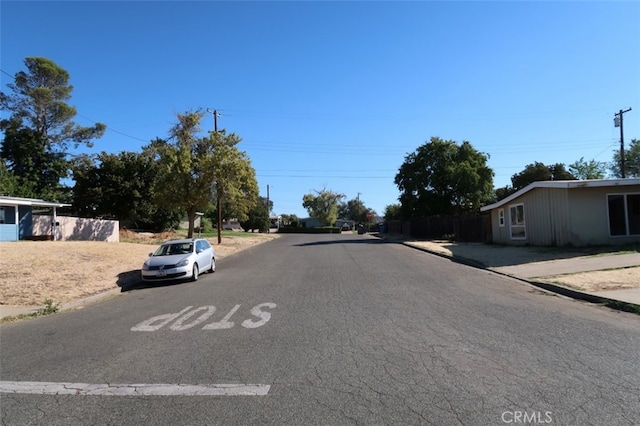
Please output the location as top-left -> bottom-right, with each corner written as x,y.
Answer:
191,264 -> 199,282
209,257 -> 216,273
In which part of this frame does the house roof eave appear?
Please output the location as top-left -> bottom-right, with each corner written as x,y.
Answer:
0,196 -> 71,209
480,178 -> 640,212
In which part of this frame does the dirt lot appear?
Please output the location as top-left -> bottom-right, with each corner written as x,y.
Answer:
0,231 -> 279,307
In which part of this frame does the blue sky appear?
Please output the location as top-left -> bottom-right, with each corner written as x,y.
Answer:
2,1 -> 639,219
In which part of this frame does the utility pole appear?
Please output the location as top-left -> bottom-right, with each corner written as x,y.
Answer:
614,108 -> 632,178
206,108 -> 220,133
267,184 -> 270,234
207,108 -> 223,244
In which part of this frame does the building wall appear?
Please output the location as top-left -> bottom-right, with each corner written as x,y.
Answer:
32,215 -> 120,242
0,206 -> 32,241
568,186 -> 639,246
566,187 -> 608,245
489,185 -> 640,247
18,206 -> 32,240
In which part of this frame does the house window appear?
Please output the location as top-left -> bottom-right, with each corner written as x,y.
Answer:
498,209 -> 505,227
608,193 -> 640,236
0,207 -> 4,224
509,203 -> 526,240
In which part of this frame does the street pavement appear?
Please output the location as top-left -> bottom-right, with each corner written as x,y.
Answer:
2,236 -> 639,319
2,233 -> 639,425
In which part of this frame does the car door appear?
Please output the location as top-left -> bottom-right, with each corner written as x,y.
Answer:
196,240 -> 211,271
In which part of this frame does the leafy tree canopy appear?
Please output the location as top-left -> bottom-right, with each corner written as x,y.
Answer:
611,139 -> 640,178
147,112 -> 217,238
568,157 -> 607,180
240,196 -> 270,232
494,161 -> 576,201
280,213 -> 299,227
510,162 -> 575,191
383,203 -> 402,221
338,198 -> 376,223
302,188 -> 345,226
394,137 -> 494,218
146,110 -> 259,239
0,159 -> 30,197
0,57 -> 105,200
209,129 -> 259,242
71,151 -> 181,231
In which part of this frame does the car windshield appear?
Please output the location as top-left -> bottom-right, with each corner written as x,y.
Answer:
153,243 -> 193,256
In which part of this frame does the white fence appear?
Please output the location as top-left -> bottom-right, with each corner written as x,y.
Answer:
33,215 -> 120,242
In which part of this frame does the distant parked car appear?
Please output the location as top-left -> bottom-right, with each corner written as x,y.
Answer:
141,238 -> 215,282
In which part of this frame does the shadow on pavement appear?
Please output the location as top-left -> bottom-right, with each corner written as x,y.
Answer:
293,237 -> 388,247
437,242 -> 639,268
117,270 -> 185,292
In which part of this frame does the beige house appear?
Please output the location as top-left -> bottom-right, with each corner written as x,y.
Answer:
480,179 -> 640,247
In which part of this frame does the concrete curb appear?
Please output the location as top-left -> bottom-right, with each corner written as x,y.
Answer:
399,241 -> 640,315
59,288 -> 123,312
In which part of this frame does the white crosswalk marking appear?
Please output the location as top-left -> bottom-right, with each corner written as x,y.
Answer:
0,381 -> 270,396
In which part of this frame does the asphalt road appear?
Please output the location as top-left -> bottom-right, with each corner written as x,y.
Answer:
1,233 -> 639,425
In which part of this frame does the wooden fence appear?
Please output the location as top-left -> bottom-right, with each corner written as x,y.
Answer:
386,215 -> 491,243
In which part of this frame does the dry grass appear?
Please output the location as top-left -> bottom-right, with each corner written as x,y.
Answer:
539,267 -> 640,292
0,231 -> 279,306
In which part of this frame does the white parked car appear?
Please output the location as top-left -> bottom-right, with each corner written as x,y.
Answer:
141,238 -> 215,282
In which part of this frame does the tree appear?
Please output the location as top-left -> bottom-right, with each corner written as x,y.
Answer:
280,213 -> 299,227
240,196 -> 270,232
611,139 -> 640,178
383,203 -> 402,221
0,57 -> 105,200
493,185 -> 514,202
0,122 -> 68,199
568,157 -> 607,180
209,130 -> 259,243
394,137 -> 494,218
147,111 -> 218,238
338,198 -> 376,223
148,110 -> 259,240
0,156 -> 35,197
494,161 -> 577,201
302,188 -> 345,226
71,151 -> 181,230
510,162 -> 575,191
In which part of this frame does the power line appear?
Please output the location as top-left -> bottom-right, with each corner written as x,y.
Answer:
76,114 -> 150,143
0,68 -> 14,79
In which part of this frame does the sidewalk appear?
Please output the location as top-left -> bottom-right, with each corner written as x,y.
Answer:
401,239 -> 640,309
